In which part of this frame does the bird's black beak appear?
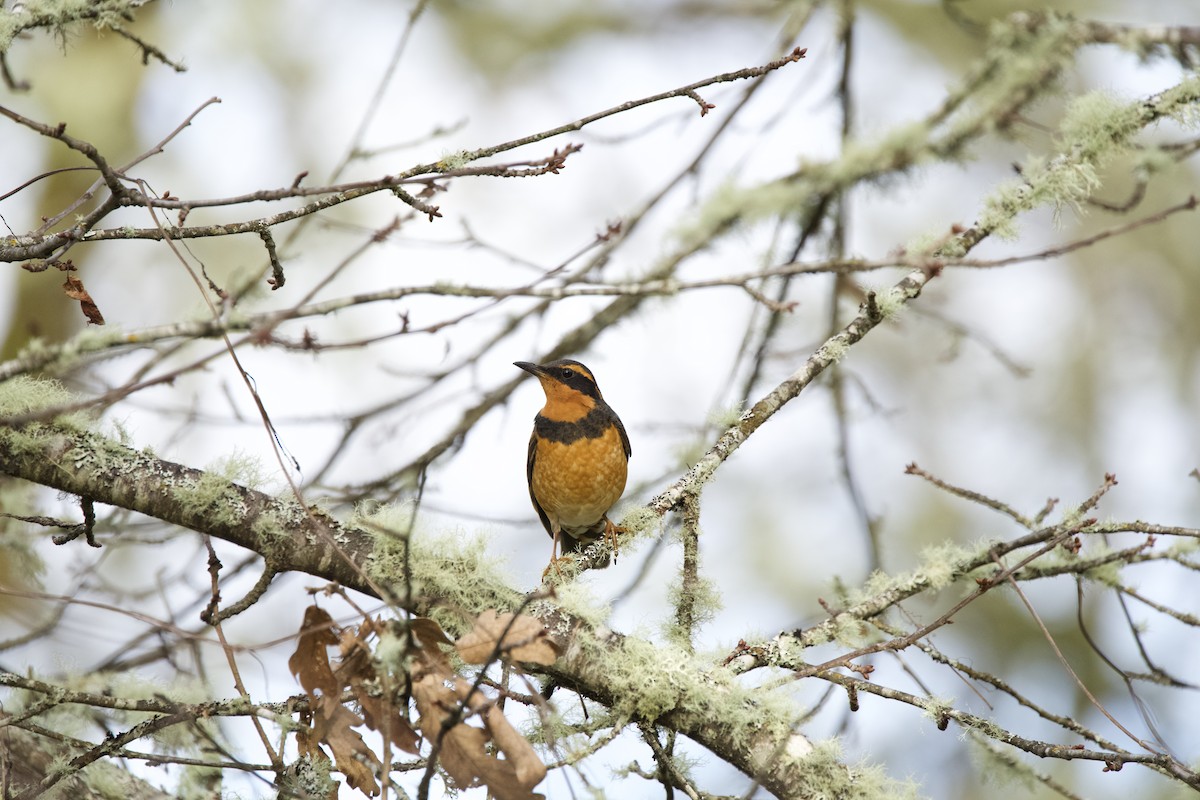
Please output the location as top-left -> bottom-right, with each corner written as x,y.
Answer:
514,361 -> 545,378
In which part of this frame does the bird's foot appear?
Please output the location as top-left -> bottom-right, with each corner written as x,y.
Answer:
542,552 -> 575,582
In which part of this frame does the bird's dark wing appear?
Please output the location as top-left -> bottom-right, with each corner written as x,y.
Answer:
527,428 -> 553,535
613,409 -> 631,459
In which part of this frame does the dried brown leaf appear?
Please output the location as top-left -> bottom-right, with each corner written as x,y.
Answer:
410,616 -> 454,649
437,720 -> 491,789
313,695 -> 381,797
441,720 -> 545,800
294,722 -> 319,760
336,617 -> 424,754
358,688 -> 422,754
404,616 -> 454,678
453,677 -> 491,714
455,610 -> 559,666
413,674 -> 483,789
61,275 -> 105,325
486,703 -> 547,790
335,624 -> 374,685
413,672 -> 456,733
288,606 -> 340,698
413,674 -> 545,799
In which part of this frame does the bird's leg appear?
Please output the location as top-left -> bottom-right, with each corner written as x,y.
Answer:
543,525 -> 565,579
603,516 -> 623,563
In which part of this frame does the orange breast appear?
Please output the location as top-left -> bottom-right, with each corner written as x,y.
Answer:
531,423 -> 628,534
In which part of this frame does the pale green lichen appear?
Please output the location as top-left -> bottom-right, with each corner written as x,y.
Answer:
781,739 -> 922,800
967,731 -> 1040,794
706,403 -> 744,429
820,336 -> 850,365
844,539 -> 992,609
563,635 -> 908,800
65,670 -> 209,707
794,539 -> 1006,650
0,378 -> 93,472
577,632 -> 783,740
549,580 -> 611,630
920,696 -> 955,728
977,154 -> 1101,238
6,326 -> 129,380
436,150 -> 471,171
663,571 -> 722,645
676,15 -> 1081,254
0,481 -> 47,582
72,766 -> 131,800
176,764 -> 224,800
275,752 -> 336,800
250,494 -> 310,543
1058,91 -> 1140,156
616,505 -> 662,541
0,0 -> 145,55
0,0 -> 59,51
1081,549 -> 1123,587
775,631 -> 807,666
177,468 -> 250,529
871,285 -> 908,321
0,375 -> 76,418
360,503 -> 522,635
914,540 -> 986,592
831,613 -> 876,649
854,569 -> 902,603
373,626 -> 408,672
1165,538 -> 1199,558
904,231 -> 944,260
1132,145 -> 1175,176
206,449 -> 269,491
350,501 -> 417,540
979,71 -> 1200,239
672,178 -> 752,248
24,671 -> 213,757
1057,506 -> 1087,532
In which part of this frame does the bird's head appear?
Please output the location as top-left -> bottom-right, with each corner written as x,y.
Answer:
515,359 -> 604,421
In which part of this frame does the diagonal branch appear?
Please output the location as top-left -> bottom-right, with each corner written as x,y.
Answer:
0,418 -> 886,799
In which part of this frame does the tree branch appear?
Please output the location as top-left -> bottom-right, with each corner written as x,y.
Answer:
0,419 -> 882,799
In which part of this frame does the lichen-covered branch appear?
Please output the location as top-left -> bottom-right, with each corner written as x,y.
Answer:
0,402 -> 900,799
0,723 -> 178,800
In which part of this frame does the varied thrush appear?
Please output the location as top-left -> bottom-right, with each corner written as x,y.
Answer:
515,359 -> 630,571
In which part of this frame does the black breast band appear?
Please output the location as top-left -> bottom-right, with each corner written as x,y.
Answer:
534,404 -> 613,444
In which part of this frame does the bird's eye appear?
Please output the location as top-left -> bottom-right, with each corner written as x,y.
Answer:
561,368 -> 574,379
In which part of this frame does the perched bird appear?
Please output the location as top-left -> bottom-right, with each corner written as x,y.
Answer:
515,359 -> 630,571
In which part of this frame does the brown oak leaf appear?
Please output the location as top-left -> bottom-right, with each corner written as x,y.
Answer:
455,610 -> 560,665
288,606 -> 340,699
62,275 -> 105,325
485,703 -> 548,790
413,675 -> 545,800
313,695 -> 381,797
409,615 -> 455,676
